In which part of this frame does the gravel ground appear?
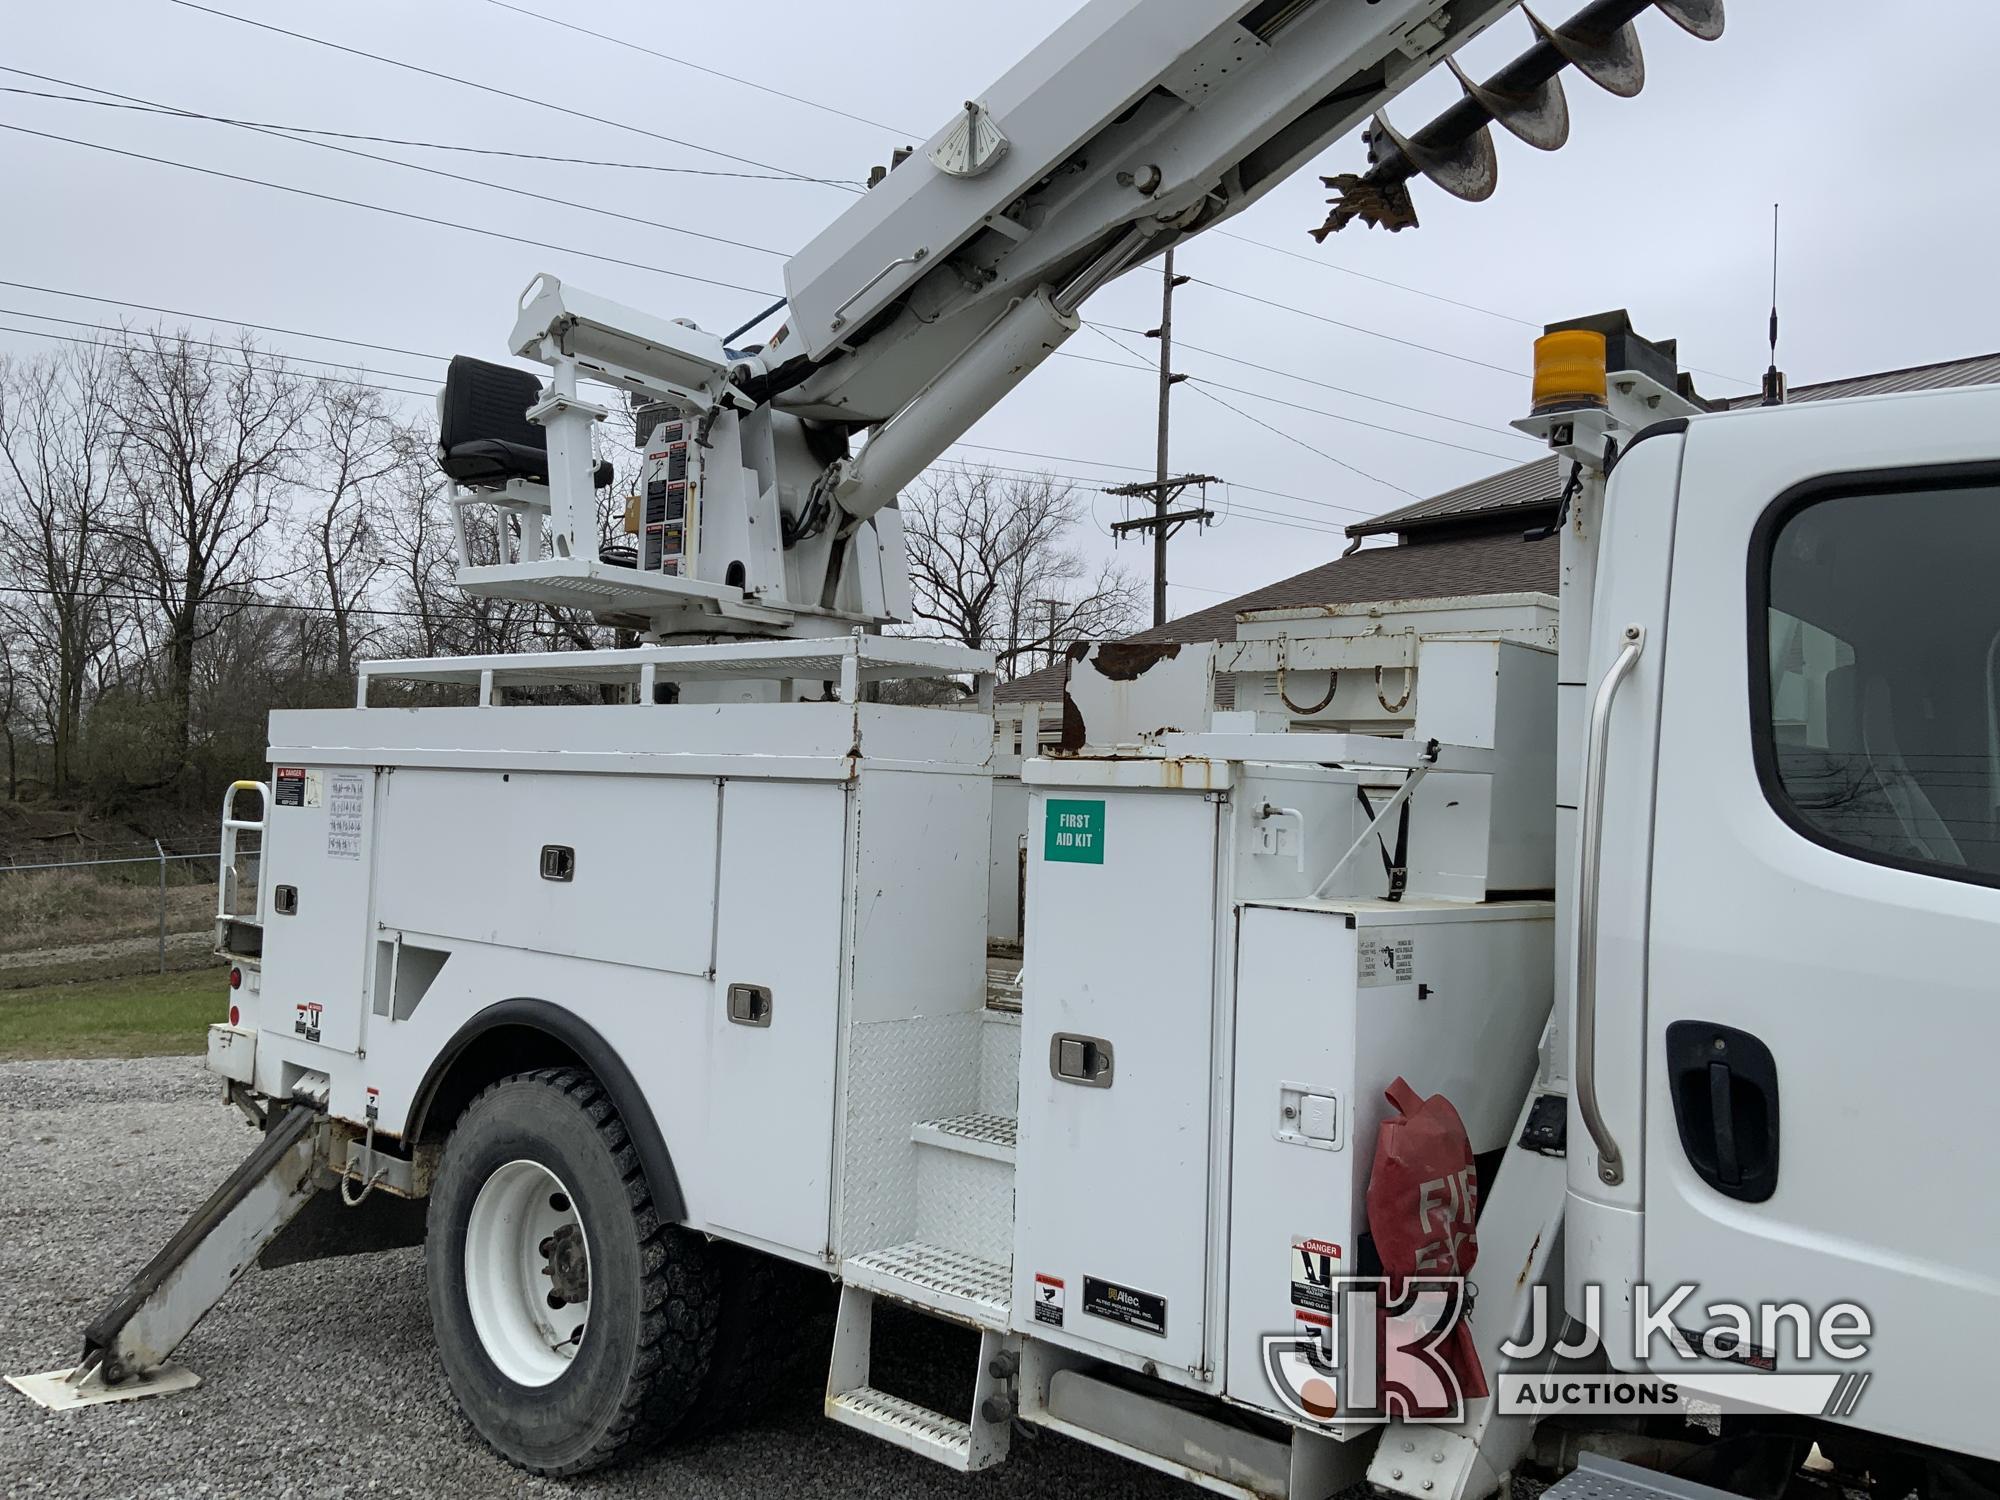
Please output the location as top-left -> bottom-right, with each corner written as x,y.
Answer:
0,1058 -> 1190,1500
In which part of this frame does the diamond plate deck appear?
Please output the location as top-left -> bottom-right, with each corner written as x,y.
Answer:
844,1240 -> 1011,1328
912,1111 -> 1017,1163
1545,1455 -> 1747,1500
826,1385 -> 973,1468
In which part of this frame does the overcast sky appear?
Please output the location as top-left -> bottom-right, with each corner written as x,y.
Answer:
6,0 -> 1996,615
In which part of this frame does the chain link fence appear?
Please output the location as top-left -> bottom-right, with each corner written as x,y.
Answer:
0,838 -> 260,983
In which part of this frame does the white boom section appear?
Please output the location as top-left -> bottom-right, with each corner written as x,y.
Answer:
774,0 -> 1518,518
455,0 -> 1718,636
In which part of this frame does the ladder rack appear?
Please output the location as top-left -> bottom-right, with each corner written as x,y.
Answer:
353,634 -> 995,708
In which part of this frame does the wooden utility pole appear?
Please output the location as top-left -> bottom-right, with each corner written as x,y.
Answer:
1034,596 -> 1066,670
1106,250 -> 1216,627
1154,246 -> 1178,616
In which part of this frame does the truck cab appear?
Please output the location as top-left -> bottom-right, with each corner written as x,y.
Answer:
1577,385 -> 2000,1462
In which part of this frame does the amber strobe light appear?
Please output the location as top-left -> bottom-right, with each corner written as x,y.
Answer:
1531,329 -> 1609,415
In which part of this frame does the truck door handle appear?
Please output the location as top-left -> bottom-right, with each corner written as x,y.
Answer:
726,984 -> 773,1027
1050,1033 -> 1114,1087
1666,1022 -> 1780,1203
1575,623 -> 1644,1187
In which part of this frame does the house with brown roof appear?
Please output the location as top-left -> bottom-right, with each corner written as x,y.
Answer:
995,349 -> 2000,708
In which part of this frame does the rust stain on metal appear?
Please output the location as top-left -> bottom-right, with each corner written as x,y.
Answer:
1058,689 -> 1087,753
1516,1229 -> 1543,1289
1083,641 -> 1182,681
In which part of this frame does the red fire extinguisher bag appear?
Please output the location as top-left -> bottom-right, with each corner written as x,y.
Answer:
1366,1076 -> 1489,1401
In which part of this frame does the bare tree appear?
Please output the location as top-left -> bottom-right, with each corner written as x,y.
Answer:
293,379 -> 403,679
109,329 -> 310,773
0,346 -> 126,792
0,633 -> 20,801
902,467 -> 1141,680
378,460 -> 541,662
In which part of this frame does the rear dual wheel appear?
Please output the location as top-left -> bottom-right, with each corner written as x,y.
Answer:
426,1067 -> 715,1475
425,1066 -> 834,1474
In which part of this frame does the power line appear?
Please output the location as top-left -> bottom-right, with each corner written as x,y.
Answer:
924,457 -> 1349,534
0,281 -> 625,404
0,322 -> 440,402
0,307 -> 438,387
1194,380 -> 1418,500
1089,324 -> 1419,500
0,122 -> 782,301
476,0 -> 914,139
3,73 -> 791,258
165,0 -> 860,191
0,279 -> 451,366
0,77 -> 849,183
1055,345 -> 1521,463
0,581 -> 434,622
1209,227 -> 1755,388
1182,277 -> 1522,378
934,448 -> 1370,521
1092,319 -> 1536,445
1188,374 -> 1520,463
1082,327 -> 1416,498
947,441 -> 1362,520
1211,229 -> 1541,329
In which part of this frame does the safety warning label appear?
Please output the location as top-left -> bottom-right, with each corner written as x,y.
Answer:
1289,1237 -> 1340,1321
1033,1273 -> 1065,1328
274,767 -> 323,809
1357,933 -> 1416,987
326,771 -> 365,861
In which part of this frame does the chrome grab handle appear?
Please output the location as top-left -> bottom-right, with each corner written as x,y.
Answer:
1575,623 -> 1644,1188
829,248 -> 930,333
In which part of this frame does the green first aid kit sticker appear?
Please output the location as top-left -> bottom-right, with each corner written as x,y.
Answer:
1045,799 -> 1105,864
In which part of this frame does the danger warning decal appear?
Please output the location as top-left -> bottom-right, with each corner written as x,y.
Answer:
1290,1237 -> 1340,1330
273,767 -> 323,809
1033,1273 -> 1065,1328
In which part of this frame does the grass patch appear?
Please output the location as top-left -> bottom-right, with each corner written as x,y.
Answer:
0,965 -> 228,1061
0,866 -> 218,954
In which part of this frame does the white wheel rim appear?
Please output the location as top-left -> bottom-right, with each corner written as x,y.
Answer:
464,1159 -> 591,1386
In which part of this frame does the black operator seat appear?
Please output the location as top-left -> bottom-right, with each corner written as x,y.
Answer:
436,356 -> 614,489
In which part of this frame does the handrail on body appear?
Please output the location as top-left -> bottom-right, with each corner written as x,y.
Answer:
218,779 -> 270,927
1574,624 -> 1645,1188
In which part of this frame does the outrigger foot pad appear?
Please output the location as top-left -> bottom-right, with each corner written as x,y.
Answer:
7,1362 -> 201,1411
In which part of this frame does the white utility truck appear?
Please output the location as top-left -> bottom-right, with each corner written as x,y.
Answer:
15,2 -> 2000,1499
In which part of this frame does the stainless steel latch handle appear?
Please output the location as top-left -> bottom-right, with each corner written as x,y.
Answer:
1575,623 -> 1644,1187
726,984 -> 773,1028
1050,1033 -> 1114,1088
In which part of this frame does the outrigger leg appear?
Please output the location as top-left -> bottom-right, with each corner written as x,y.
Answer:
7,1101 -> 325,1410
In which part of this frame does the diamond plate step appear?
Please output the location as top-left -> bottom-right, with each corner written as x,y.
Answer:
911,1111 -> 1017,1164
826,1385 -> 973,1469
1543,1455 -> 1747,1500
843,1241 -> 1011,1329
